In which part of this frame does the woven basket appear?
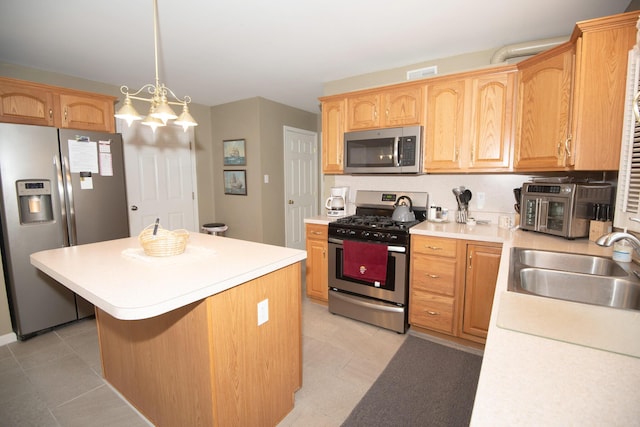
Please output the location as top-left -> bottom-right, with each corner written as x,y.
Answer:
139,223 -> 189,257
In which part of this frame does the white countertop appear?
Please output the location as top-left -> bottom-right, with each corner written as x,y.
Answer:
304,215 -> 338,225
408,222 -> 640,425
30,233 -> 306,321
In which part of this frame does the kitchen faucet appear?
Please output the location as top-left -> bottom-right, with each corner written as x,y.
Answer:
595,232 -> 640,254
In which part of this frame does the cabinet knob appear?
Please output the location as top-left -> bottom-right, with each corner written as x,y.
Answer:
288,200 -> 294,204
426,310 -> 440,316
131,205 -> 138,211
426,245 -> 442,251
426,273 -> 440,279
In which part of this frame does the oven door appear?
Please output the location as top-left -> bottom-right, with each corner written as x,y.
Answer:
521,195 -> 570,237
328,239 -> 408,305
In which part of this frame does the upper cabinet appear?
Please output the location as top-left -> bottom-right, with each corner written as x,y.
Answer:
424,66 -> 516,172
570,12 -> 638,170
514,43 -> 575,170
346,84 -> 423,131
515,11 -> 637,171
320,11 -> 636,175
320,97 -> 345,174
423,77 -> 466,170
0,77 -> 116,132
59,93 -> 115,132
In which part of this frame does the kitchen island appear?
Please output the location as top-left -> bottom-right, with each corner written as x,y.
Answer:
31,233 -> 306,427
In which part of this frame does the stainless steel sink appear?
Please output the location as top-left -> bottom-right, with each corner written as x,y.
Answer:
515,248 -> 627,276
508,248 -> 640,311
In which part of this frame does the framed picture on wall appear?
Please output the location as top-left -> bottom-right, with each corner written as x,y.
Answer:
223,170 -> 247,195
223,139 -> 246,166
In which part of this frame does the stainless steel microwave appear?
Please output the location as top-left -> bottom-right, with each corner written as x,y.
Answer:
520,182 -> 612,239
343,126 -> 423,174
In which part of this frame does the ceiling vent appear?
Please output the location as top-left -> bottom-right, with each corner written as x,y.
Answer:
406,65 -> 438,80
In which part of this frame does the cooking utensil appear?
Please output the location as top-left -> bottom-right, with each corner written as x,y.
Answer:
462,189 -> 472,205
392,196 -> 416,222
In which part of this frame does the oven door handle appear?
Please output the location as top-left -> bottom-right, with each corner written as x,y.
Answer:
328,238 -> 406,253
330,290 -> 404,313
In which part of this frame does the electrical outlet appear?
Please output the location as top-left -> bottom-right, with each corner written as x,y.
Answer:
257,299 -> 269,325
477,192 -> 486,209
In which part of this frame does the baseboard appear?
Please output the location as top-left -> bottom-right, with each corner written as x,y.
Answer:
0,331 -> 17,347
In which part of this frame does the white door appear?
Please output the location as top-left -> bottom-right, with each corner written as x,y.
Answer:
117,119 -> 199,236
284,126 -> 318,250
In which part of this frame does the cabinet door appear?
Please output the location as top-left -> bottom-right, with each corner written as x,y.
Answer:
572,15 -> 636,170
60,93 -> 115,132
462,243 -> 501,340
321,99 -> 344,174
0,81 -> 56,126
467,71 -> 515,170
383,86 -> 423,127
305,224 -> 328,302
347,93 -> 380,130
424,79 -> 465,170
514,44 -> 574,170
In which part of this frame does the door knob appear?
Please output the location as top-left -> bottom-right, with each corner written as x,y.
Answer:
131,205 -> 138,211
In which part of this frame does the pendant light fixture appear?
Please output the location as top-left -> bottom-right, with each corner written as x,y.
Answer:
114,0 -> 197,132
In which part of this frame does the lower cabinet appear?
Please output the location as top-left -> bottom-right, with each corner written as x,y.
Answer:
461,242 -> 502,343
409,235 -> 501,345
305,223 -> 328,302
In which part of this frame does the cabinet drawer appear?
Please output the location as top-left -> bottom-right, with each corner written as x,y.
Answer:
411,256 -> 456,296
409,291 -> 455,335
306,223 -> 328,240
411,235 -> 457,258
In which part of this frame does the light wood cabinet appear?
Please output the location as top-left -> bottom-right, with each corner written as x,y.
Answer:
514,42 -> 575,170
423,78 -> 466,171
305,223 -> 329,302
515,11 -> 637,171
346,84 -> 423,131
570,12 -> 637,170
0,77 -> 116,132
383,85 -> 423,127
410,235 -> 502,345
424,67 -> 515,172
0,79 -> 56,126
466,70 -> 516,171
409,235 -> 461,335
59,93 -> 115,132
320,98 -> 345,174
347,92 -> 380,130
461,243 -> 501,342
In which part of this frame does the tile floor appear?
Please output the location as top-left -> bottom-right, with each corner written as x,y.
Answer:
0,296 -> 408,426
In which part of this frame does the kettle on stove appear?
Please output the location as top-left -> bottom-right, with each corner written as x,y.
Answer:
392,196 -> 416,222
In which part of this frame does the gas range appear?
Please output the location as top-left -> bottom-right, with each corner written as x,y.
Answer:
329,215 -> 421,244
327,190 -> 428,245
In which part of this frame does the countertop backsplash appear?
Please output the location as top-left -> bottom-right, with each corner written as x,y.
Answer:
327,172 -> 615,225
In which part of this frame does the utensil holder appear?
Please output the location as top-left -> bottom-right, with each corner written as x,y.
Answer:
456,208 -> 468,224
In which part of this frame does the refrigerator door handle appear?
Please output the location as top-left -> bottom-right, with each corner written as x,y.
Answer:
55,155 -> 70,247
61,155 -> 77,246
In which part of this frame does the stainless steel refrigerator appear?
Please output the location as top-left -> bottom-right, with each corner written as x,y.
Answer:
0,123 -> 129,339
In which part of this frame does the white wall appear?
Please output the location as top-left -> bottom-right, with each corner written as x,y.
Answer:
329,172 -> 611,225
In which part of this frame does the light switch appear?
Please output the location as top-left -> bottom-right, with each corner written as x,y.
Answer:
264,174 -> 269,184
257,299 -> 269,325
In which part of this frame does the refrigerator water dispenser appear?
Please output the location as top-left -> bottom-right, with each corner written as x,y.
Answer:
17,180 -> 54,224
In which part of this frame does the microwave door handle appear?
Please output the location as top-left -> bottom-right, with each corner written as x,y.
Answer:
393,137 -> 400,167
538,199 -> 549,231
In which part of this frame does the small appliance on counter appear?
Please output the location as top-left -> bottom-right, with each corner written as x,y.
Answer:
325,186 -> 349,217
519,177 -> 612,239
